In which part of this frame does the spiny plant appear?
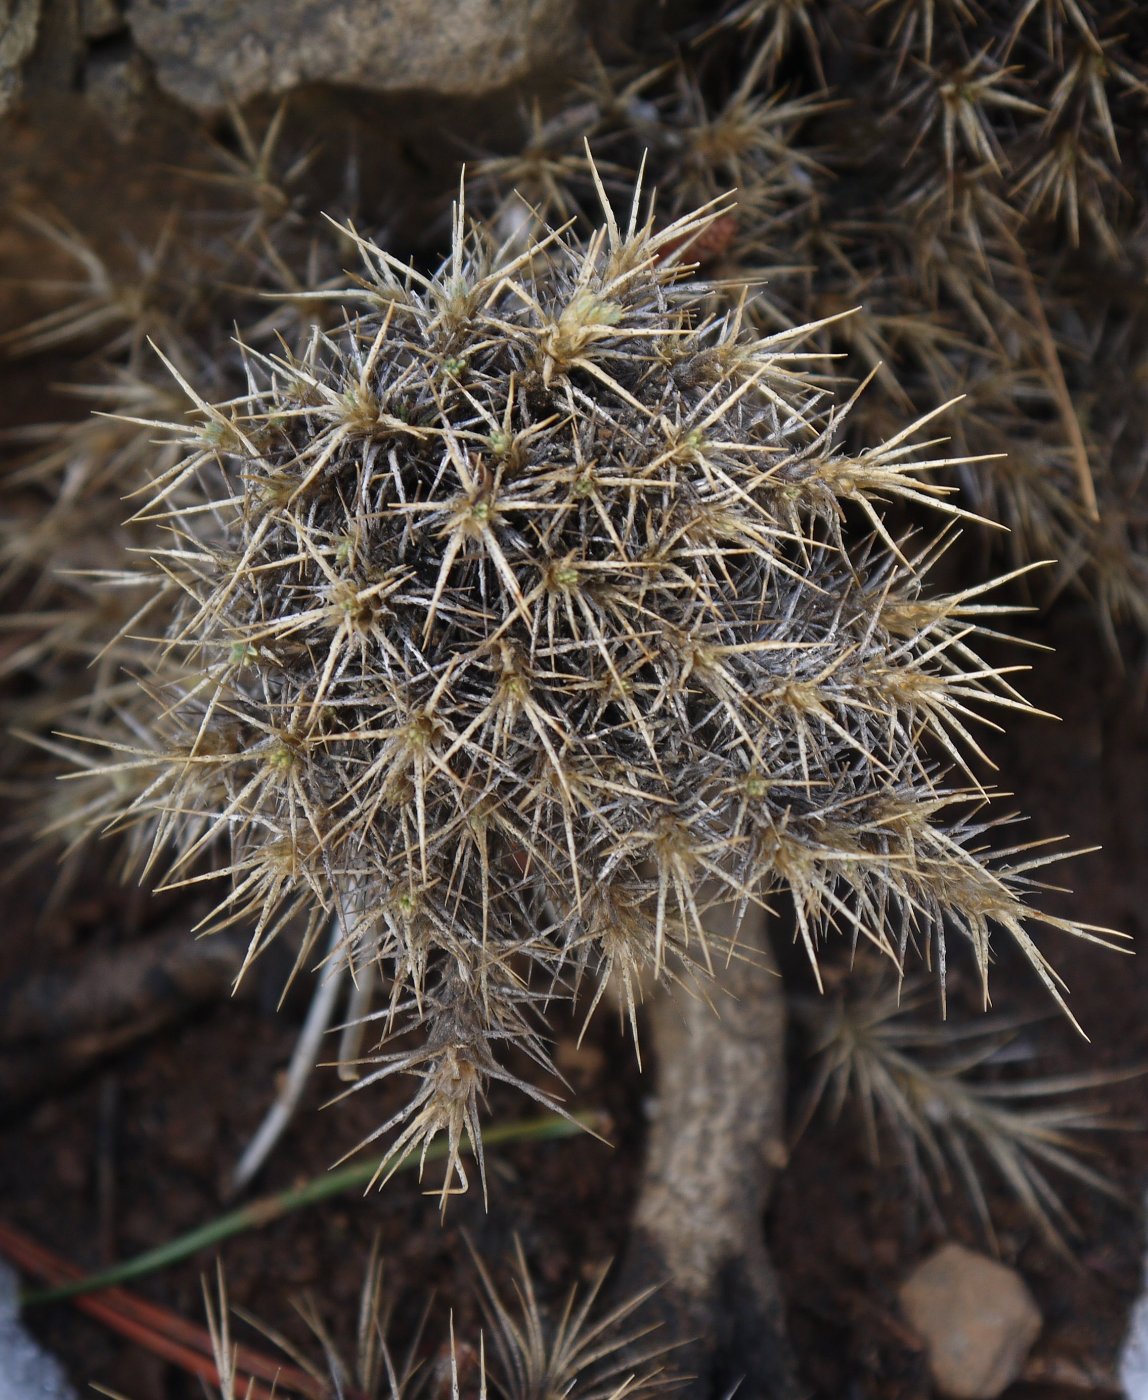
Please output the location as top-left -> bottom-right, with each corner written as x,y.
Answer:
59,165 -> 1118,1212
0,107 -> 354,777
466,0 -> 1148,652
104,1246 -> 670,1400
794,972 -> 1129,1251
470,1239 -> 669,1400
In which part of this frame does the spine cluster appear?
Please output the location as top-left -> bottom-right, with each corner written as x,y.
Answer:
76,177 -> 1109,1194
471,0 -> 1148,644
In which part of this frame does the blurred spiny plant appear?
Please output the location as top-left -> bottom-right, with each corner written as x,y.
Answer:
794,973 -> 1131,1252
99,1245 -> 672,1400
0,107 -> 352,763
466,0 -> 1148,650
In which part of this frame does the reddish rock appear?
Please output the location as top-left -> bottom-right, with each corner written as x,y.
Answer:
899,1243 -> 1042,1399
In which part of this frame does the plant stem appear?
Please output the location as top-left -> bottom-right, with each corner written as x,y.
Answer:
617,903 -> 800,1398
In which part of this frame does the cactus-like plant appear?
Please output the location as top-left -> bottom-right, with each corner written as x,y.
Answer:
194,1245 -> 670,1400
65,168 -> 1113,1212
469,0 -> 1148,648
1,5 -> 1139,1391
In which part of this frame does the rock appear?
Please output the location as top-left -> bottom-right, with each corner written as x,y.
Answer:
125,0 -> 592,112
0,1261 -> 78,1400
1119,1186 -> 1148,1399
80,0 -> 123,40
2,0 -> 90,114
899,1243 -> 1042,1399
0,0 -> 41,112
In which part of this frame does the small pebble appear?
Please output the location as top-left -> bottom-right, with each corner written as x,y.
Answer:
899,1242 -> 1042,1399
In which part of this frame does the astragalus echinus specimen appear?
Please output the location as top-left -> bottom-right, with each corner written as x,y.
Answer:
72,173 -> 1115,1394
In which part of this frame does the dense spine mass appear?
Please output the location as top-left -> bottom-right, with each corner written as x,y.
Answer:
79,178 -> 1109,1196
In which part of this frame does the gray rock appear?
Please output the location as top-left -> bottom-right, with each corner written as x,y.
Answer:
0,0 -> 41,112
125,0 -> 589,112
0,1261 -> 78,1400
899,1243 -> 1042,1399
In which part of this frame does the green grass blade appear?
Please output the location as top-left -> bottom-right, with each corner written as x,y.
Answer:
22,1111 -> 592,1307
